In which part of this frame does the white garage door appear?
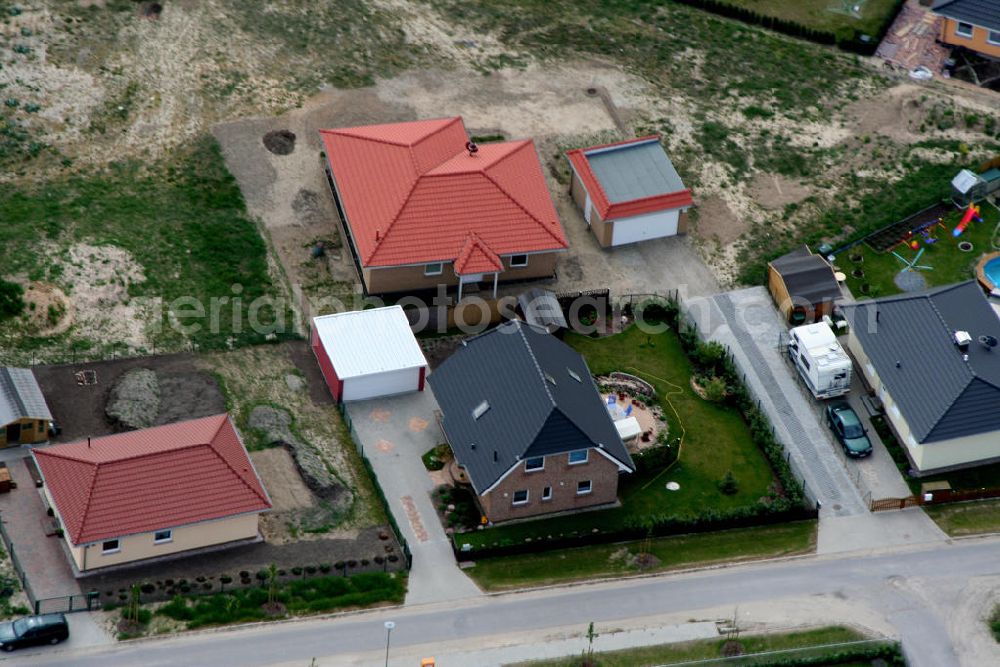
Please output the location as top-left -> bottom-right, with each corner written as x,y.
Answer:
342,367 -> 421,402
611,209 -> 679,246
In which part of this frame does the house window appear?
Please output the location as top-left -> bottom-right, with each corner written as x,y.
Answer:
577,480 -> 592,495
956,22 -> 974,38
989,30 -> 1000,45
542,486 -> 553,501
102,539 -> 120,554
510,254 -> 529,268
154,529 -> 173,544
568,450 -> 589,465
424,262 -> 444,276
524,457 -> 544,472
512,489 -> 529,505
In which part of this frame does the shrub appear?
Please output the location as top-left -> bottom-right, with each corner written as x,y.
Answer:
633,445 -> 677,474
0,279 -> 25,321
718,471 -> 739,496
702,375 -> 728,403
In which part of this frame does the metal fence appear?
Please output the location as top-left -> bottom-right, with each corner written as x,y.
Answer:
34,592 -> 101,615
0,517 -> 33,608
0,514 -> 102,614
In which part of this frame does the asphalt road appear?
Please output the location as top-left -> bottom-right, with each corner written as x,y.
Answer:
17,537 -> 1000,667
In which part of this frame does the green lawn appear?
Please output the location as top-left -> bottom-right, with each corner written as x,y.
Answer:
507,625 -> 899,667
456,326 -> 779,551
924,500 -> 1000,537
724,0 -> 902,37
468,521 -> 816,590
841,203 -> 1000,299
0,136 -> 288,353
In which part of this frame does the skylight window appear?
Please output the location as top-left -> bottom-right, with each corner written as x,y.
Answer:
567,368 -> 582,383
472,400 -> 490,420
545,372 -> 557,386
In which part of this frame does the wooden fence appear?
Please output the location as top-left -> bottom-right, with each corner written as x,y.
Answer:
870,486 -> 1000,512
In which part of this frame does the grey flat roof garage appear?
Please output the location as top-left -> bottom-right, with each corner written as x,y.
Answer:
586,139 -> 686,203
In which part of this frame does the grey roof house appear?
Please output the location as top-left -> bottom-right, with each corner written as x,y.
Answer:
932,0 -> 1000,60
1,367 -> 54,447
429,320 -> 634,522
842,281 -> 1000,474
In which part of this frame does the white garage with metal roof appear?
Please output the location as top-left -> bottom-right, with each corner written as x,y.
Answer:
310,306 -> 429,403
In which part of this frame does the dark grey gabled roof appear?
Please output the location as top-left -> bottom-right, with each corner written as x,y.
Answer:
428,320 -> 634,494
933,0 -> 1000,32
0,367 -> 53,426
769,246 -> 842,305
842,281 -> 1000,444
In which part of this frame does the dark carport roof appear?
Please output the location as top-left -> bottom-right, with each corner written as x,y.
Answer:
770,246 -> 842,305
428,320 -> 633,494
518,288 -> 567,332
841,281 -> 1000,444
933,0 -> 1000,32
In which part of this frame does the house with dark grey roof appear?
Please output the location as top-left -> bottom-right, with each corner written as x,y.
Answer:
566,136 -> 693,248
0,367 -> 53,447
842,281 -> 1000,474
429,320 -> 634,522
933,0 -> 1000,60
767,246 -> 843,324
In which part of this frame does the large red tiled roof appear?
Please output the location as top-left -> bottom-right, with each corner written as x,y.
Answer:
33,415 -> 271,545
320,117 -> 567,268
566,135 -> 693,220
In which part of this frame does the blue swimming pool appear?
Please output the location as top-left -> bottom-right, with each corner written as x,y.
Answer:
980,253 -> 1000,291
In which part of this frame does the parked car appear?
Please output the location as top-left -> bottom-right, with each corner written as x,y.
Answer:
824,401 -> 873,458
0,614 -> 69,651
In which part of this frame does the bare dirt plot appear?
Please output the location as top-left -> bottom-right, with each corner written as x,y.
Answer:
205,342 -> 385,534
31,353 -> 224,443
251,447 -> 315,512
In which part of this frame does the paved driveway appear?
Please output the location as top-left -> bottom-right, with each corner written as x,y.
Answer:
0,450 -> 82,601
345,390 -> 482,605
687,287 -> 947,553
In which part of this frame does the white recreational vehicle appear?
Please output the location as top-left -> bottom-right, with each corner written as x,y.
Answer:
787,322 -> 852,399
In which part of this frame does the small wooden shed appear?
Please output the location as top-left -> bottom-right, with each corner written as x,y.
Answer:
767,246 -> 842,324
0,367 -> 53,447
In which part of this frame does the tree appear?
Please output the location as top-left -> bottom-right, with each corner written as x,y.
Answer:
582,621 -> 599,666
267,562 -> 279,606
0,279 -> 24,321
124,584 -> 141,624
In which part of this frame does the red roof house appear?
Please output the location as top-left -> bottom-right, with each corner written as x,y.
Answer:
566,136 -> 693,248
33,414 -> 271,573
320,117 -> 568,298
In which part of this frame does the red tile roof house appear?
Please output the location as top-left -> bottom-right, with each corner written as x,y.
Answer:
566,136 -> 693,248
32,414 -> 271,575
320,117 -> 569,299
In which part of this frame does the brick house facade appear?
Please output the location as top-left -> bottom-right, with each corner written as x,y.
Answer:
478,448 -> 621,522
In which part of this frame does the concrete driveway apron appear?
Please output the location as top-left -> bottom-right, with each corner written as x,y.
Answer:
346,389 -> 482,605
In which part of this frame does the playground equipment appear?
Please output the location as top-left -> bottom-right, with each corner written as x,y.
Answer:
892,247 -> 934,273
953,203 -> 982,237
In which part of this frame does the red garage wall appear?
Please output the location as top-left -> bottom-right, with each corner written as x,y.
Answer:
311,327 -> 344,402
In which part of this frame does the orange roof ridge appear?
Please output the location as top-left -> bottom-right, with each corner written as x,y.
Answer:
363,177 -> 423,264
205,422 -> 271,507
70,462 -> 101,544
479,167 -> 567,247
319,117 -> 462,150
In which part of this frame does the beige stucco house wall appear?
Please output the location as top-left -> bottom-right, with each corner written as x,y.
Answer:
44,487 -> 261,572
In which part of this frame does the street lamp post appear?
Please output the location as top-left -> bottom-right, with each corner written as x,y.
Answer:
384,621 -> 396,667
